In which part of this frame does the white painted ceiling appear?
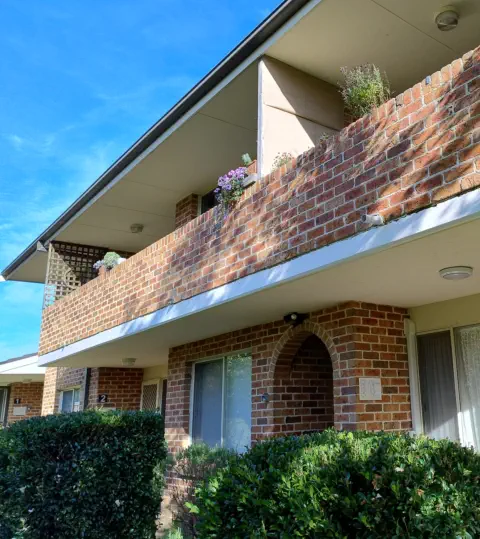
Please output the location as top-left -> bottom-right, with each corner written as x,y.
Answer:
48,216 -> 480,369
267,0 -> 480,94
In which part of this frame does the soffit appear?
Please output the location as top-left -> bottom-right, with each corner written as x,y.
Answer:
267,0 -> 480,94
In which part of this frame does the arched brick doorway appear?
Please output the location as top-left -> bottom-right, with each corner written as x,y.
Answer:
269,323 -> 337,436
273,334 -> 334,435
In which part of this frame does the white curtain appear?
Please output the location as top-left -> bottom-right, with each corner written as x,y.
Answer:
224,354 -> 252,452
455,325 -> 480,451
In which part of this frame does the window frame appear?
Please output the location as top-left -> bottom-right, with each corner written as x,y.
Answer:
0,387 -> 8,426
59,387 -> 82,413
189,350 -> 251,449
410,321 -> 478,447
140,378 -> 165,413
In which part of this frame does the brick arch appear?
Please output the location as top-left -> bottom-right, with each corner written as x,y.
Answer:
255,320 -> 339,439
269,320 -> 339,380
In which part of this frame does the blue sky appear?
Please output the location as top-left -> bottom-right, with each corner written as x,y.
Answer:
0,0 -> 279,362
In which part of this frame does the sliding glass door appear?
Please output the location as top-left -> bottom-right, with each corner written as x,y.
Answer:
191,353 -> 252,452
417,325 -> 480,451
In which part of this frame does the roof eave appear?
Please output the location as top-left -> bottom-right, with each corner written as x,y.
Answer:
1,0 -> 312,280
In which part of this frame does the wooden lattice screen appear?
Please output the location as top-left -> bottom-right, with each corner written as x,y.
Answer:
43,241 -> 132,308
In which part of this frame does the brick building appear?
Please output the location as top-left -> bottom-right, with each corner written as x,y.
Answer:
2,0 -> 480,458
0,354 -> 45,425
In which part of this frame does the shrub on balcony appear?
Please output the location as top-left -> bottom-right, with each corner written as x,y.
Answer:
93,251 -> 126,272
339,63 -> 391,119
271,151 -> 294,171
194,430 -> 480,538
0,410 -> 167,539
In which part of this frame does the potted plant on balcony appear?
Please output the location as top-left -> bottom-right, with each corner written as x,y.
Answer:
215,167 -> 247,219
93,252 -> 126,276
339,63 -> 391,120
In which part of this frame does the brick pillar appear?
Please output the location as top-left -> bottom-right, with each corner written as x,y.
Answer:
7,382 -> 44,424
174,194 -> 199,230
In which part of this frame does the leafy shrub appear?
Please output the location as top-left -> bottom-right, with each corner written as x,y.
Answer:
163,527 -> 184,539
169,443 -> 233,537
195,430 -> 480,538
0,410 -> 167,539
271,151 -> 294,171
339,64 -> 391,119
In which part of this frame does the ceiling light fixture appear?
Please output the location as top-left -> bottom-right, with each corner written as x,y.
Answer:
130,223 -> 144,234
439,266 -> 473,280
121,357 -> 137,366
435,7 -> 459,31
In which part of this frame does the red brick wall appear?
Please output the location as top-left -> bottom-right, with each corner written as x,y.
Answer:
42,366 -> 143,414
7,382 -> 44,424
166,301 -> 409,453
175,194 -> 199,230
87,367 -> 143,410
42,367 -> 87,415
273,334 -> 334,435
40,47 -> 479,356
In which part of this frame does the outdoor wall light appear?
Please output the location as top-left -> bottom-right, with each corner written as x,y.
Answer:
361,213 -> 384,226
439,266 -> 473,280
121,357 -> 137,366
435,7 -> 459,31
284,312 -> 308,326
130,223 -> 144,234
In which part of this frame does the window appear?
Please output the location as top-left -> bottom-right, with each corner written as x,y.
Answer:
200,188 -> 217,215
60,388 -> 81,413
415,324 -> 480,451
0,387 -> 7,425
141,379 -> 167,415
191,353 -> 252,452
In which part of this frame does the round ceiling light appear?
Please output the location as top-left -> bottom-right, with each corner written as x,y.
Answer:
435,7 -> 459,31
130,223 -> 144,234
439,266 -> 473,280
121,357 -> 137,366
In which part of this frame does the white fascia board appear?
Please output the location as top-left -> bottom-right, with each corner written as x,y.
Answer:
0,356 -> 45,375
38,188 -> 480,366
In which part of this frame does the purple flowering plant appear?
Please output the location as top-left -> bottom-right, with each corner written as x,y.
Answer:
215,166 -> 247,217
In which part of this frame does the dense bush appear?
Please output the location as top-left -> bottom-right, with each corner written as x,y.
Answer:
169,443 -> 233,537
195,430 -> 480,538
339,63 -> 391,119
0,410 -> 167,539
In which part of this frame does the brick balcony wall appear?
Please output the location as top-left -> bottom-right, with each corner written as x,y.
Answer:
40,47 -> 479,356
166,301 -> 409,453
7,382 -> 44,424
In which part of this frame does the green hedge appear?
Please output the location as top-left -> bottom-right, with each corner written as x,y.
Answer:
195,430 -> 480,538
0,410 -> 167,539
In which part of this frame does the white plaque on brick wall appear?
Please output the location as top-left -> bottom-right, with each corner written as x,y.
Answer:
12,406 -> 27,416
359,378 -> 382,401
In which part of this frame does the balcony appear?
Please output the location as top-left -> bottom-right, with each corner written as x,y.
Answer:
40,48 -> 480,368
38,46 -> 480,365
